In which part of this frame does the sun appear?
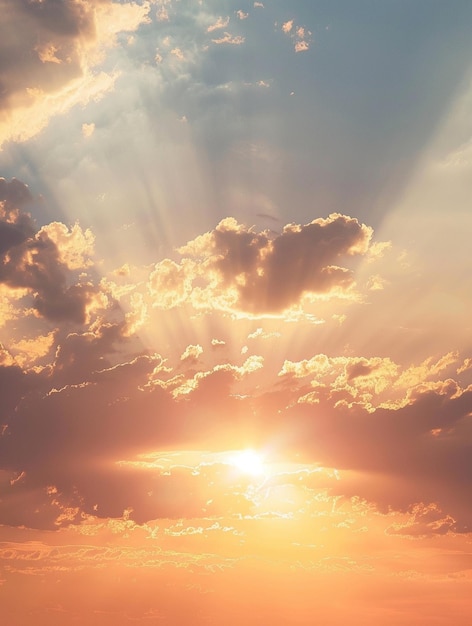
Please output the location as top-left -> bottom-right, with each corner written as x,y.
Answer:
229,449 -> 266,477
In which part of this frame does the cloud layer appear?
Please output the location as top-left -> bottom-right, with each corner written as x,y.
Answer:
151,214 -> 372,314
1,179 -> 472,537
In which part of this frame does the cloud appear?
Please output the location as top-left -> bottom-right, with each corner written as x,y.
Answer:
2,261 -> 472,533
212,33 -> 245,45
236,10 -> 248,20
9,331 -> 55,368
280,18 -> 312,53
247,327 -> 280,340
170,47 -> 184,60
38,222 -> 95,270
207,17 -> 230,33
149,258 -> 194,309
279,352 -> 458,412
282,20 -> 294,34
0,179 -> 98,323
458,357 -> 472,374
0,177 -> 33,209
51,322 -> 128,386
0,0 -> 150,147
0,344 -> 266,527
1,182 -> 471,536
81,122 -> 95,138
282,382 -> 472,531
171,355 -> 263,398
386,502 -> 456,537
294,40 -> 310,53
168,214 -> 373,315
155,0 -> 171,22
180,344 -> 203,363
211,338 -> 226,347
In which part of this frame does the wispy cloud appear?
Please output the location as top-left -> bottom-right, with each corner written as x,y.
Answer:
212,32 -> 245,45
207,16 -> 230,32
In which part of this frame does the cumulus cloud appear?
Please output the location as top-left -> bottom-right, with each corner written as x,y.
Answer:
161,214 -> 373,315
0,178 -> 100,324
38,221 -> 95,270
149,258 -> 194,309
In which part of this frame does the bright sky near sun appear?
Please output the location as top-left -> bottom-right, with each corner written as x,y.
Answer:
1,1 -> 472,625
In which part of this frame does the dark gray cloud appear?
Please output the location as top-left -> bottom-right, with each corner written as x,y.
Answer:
0,178 -> 35,253
0,179 -> 96,323
0,177 -> 33,207
0,0 -> 97,111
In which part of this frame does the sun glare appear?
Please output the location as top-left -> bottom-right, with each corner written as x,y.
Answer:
229,449 -> 266,477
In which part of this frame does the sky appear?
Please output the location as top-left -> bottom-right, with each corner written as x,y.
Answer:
1,0 -> 472,624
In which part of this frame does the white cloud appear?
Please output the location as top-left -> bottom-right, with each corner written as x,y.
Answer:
212,33 -> 245,45
207,16 -> 230,32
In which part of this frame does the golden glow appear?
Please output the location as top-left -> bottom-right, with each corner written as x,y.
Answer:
228,449 -> 266,477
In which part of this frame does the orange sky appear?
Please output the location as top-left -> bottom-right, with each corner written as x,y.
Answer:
1,1 -> 472,624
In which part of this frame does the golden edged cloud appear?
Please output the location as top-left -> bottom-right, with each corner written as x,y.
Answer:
9,331 -> 55,368
151,215 -> 374,316
386,502 -> 457,538
122,291 -> 148,336
0,0 -> 151,147
280,352 -> 462,411
180,343 -> 204,362
172,355 -> 263,398
38,222 -> 95,270
0,284 -> 28,329
149,258 -> 195,309
1,70 -> 119,147
1,186 -> 104,325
